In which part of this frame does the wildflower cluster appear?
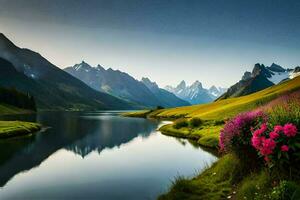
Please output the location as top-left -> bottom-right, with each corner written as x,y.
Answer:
251,123 -> 298,164
219,110 -> 266,153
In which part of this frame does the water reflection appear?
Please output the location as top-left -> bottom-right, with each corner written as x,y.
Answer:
0,111 -> 158,187
0,111 -> 217,200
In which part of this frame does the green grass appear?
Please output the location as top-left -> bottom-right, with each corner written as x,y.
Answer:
122,110 -> 152,118
159,123 -> 222,149
158,154 -> 241,200
0,121 -> 41,138
236,170 -> 271,200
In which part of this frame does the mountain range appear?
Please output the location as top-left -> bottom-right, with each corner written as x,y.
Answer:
218,63 -> 300,100
3,32 -> 296,110
64,62 -> 190,108
0,33 -> 133,110
165,81 -> 227,104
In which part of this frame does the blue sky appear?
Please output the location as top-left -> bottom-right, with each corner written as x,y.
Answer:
0,0 -> 299,88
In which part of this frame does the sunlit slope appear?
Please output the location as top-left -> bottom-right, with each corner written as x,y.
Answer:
154,76 -> 300,120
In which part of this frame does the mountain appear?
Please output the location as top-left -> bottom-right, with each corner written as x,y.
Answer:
165,81 -> 226,105
64,62 -> 189,108
141,78 -> 190,107
218,63 -> 299,100
208,86 -> 228,98
290,66 -> 300,79
0,33 -> 133,110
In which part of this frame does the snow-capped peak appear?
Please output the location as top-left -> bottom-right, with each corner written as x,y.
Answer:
190,80 -> 202,89
165,80 -> 227,105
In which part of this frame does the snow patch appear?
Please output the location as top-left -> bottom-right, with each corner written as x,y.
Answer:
267,71 -> 289,84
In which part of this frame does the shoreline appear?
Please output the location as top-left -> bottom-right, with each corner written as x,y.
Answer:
0,121 -> 42,139
124,109 -> 222,150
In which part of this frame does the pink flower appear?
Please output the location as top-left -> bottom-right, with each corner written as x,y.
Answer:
253,123 -> 268,137
253,129 -> 262,137
283,123 -> 297,137
281,145 -> 289,152
219,110 -> 266,152
269,131 -> 279,139
260,123 -> 268,133
251,135 -> 262,149
274,125 -> 283,133
260,138 -> 276,156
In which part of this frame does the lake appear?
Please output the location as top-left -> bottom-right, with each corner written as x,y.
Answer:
0,111 -> 217,200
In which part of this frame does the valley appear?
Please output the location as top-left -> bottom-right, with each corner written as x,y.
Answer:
0,1 -> 300,199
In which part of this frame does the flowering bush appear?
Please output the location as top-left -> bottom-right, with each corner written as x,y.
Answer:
219,91 -> 300,171
251,122 -> 299,166
219,110 -> 267,153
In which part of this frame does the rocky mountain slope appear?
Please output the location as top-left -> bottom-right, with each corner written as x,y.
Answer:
218,63 -> 300,100
141,78 -> 190,107
65,62 -> 189,108
0,33 -> 133,110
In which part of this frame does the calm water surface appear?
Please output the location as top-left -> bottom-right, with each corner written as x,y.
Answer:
0,111 -> 217,200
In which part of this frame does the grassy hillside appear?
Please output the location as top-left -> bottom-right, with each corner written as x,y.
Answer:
144,76 -> 300,120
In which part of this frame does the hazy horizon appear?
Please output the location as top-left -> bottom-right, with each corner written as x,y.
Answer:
1,0 -> 300,88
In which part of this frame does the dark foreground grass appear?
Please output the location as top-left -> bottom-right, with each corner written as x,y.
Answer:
159,153 -> 300,200
0,121 -> 41,138
158,154 -> 241,200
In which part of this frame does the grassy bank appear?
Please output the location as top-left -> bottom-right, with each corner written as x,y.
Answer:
159,154 -> 241,200
159,153 -> 300,200
159,122 -> 223,149
0,121 -> 41,138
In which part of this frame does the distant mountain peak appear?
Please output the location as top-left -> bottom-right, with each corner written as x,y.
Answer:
165,80 -> 226,104
177,80 -> 186,89
96,64 -> 104,70
267,63 -> 286,73
242,71 -> 252,81
141,77 -> 159,91
191,80 -> 202,89
73,61 -> 92,71
252,63 -> 272,78
0,33 -> 17,50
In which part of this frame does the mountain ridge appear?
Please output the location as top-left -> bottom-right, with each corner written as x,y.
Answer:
65,62 -> 190,108
218,63 -> 299,100
0,33 -> 134,110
